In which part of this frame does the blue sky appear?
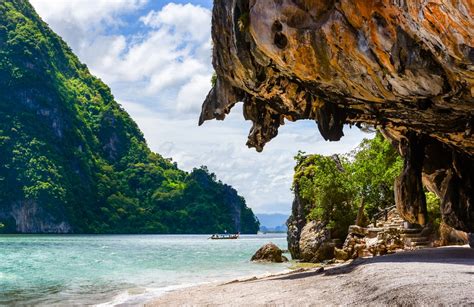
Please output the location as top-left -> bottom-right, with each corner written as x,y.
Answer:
30,0 -> 370,214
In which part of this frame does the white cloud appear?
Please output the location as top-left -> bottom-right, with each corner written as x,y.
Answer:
146,58 -> 208,95
141,3 -> 211,42
31,1 -> 370,214
176,74 -> 212,112
31,1 -> 213,106
30,0 -> 147,49
120,101 -> 370,214
31,0 -> 147,24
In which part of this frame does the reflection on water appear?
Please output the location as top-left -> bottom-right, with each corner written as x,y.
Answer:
0,234 -> 289,305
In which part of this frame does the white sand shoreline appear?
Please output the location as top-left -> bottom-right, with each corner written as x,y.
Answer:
147,245 -> 474,306
102,267 -> 296,306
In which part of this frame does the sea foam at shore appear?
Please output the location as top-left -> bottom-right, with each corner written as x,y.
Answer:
0,234 -> 289,305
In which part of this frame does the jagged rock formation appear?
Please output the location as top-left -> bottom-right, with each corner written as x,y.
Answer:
286,185 -> 308,258
201,0 -> 474,233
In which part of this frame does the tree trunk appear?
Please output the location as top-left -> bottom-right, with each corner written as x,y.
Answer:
355,197 -> 366,227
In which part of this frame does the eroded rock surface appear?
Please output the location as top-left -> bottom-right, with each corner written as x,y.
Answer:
286,185 -> 308,259
299,221 -> 335,262
251,242 -> 288,262
0,200 -> 72,233
202,0 -> 474,232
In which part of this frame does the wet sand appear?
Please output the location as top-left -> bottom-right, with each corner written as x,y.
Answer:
148,246 -> 474,306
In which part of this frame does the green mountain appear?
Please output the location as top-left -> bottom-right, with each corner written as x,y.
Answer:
0,0 -> 259,234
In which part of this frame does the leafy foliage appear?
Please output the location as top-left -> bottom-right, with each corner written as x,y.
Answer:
293,133 -> 403,240
0,0 -> 259,234
211,72 -> 217,86
348,134 -> 403,218
425,191 -> 441,232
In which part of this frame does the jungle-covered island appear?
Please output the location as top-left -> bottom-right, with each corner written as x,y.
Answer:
0,0 -> 259,235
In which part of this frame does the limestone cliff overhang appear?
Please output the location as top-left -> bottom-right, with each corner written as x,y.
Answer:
200,0 -> 473,232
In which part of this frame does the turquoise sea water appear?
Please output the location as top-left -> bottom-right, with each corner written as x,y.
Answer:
0,234 -> 289,305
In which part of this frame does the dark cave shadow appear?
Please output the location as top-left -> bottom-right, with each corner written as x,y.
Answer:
272,246 -> 474,281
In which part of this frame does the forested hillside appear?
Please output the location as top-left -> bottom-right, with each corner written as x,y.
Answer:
0,0 -> 259,234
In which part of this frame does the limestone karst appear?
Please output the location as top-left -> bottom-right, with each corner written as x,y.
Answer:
200,0 -> 473,233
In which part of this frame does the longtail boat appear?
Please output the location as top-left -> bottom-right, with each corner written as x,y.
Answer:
209,233 -> 239,240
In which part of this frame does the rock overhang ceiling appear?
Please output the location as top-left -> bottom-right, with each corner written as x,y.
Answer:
200,0 -> 473,232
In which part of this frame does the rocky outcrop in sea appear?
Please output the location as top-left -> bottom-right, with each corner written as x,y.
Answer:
251,242 -> 288,263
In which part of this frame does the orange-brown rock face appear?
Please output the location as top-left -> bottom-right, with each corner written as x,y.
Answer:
201,0 -> 473,232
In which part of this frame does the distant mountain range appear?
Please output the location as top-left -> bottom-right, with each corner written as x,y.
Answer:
256,213 -> 289,233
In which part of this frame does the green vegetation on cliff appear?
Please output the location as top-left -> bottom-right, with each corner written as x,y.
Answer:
0,0 -> 259,234
293,133 -> 403,240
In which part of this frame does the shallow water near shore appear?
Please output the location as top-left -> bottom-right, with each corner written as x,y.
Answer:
0,234 -> 289,305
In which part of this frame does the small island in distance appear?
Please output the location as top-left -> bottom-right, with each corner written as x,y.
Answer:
257,213 -> 288,233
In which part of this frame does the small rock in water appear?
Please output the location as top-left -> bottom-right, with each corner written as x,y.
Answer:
251,243 -> 288,263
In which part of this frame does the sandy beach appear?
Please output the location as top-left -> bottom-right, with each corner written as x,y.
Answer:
148,246 -> 474,306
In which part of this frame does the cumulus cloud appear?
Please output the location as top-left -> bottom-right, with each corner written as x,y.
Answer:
140,3 -> 211,42
120,101 -> 370,213
30,1 -> 370,214
30,0 -> 147,51
176,74 -> 212,112
31,0 -> 147,24
31,0 -> 213,113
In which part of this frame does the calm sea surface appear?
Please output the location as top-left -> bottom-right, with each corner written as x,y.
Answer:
0,234 -> 289,305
